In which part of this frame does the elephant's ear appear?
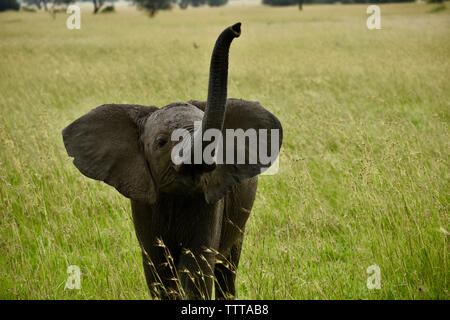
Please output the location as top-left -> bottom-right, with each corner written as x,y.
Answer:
62,104 -> 159,204
191,98 -> 283,204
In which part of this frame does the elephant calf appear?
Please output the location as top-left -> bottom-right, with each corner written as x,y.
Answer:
62,23 -> 283,299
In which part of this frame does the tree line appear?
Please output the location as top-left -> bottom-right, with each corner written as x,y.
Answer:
0,0 -> 231,14
1,0 -> 445,15
135,0 -> 228,17
264,0 -> 417,5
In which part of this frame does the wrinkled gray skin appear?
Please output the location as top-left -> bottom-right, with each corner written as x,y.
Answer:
62,23 -> 282,300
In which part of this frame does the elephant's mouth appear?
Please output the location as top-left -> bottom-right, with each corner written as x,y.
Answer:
179,170 -> 204,189
159,166 -> 207,196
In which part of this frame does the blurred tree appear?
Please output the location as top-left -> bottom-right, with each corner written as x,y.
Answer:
53,0 -> 115,14
53,0 -> 75,4
189,0 -> 206,6
177,0 -> 227,9
263,0 -> 415,4
93,0 -> 105,13
23,0 -> 76,11
133,0 -> 173,16
262,0 -> 297,6
207,0 -> 227,6
0,0 -> 20,11
23,0 -> 44,9
179,0 -> 190,8
99,4 -> 115,13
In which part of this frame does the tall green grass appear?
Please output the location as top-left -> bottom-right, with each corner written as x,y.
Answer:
0,3 -> 448,299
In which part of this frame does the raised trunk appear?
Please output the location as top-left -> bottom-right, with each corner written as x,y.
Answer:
178,23 -> 241,170
202,22 -> 241,136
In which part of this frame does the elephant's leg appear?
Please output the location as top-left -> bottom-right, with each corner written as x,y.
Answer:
131,200 -> 181,299
178,248 -> 217,299
215,177 -> 257,299
214,261 -> 234,300
176,199 -> 223,299
139,244 -> 181,300
214,240 -> 243,300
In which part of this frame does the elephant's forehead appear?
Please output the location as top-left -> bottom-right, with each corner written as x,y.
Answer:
148,103 -> 204,129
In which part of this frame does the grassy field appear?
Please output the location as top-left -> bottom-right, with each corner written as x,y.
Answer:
0,3 -> 449,299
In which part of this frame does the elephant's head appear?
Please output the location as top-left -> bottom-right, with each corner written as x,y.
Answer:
62,23 -> 283,204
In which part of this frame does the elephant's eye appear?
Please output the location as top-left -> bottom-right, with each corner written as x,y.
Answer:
156,137 -> 168,148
